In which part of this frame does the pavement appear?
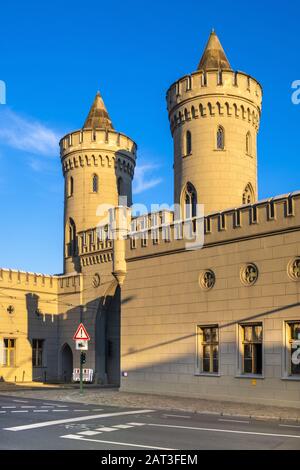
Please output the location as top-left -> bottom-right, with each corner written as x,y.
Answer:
1,394 -> 300,450
1,386 -> 300,422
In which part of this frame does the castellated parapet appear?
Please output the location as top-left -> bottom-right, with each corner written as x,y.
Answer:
60,93 -> 137,274
126,191 -> 300,259
167,35 -> 263,216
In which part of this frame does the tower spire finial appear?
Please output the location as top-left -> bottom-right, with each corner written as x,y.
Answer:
83,91 -> 114,130
197,30 -> 231,71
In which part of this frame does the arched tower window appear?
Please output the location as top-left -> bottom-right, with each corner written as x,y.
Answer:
242,183 -> 254,205
246,132 -> 252,155
67,176 -> 74,197
92,174 -> 98,193
185,130 -> 192,155
182,182 -> 197,219
216,126 -> 225,150
68,218 -> 77,257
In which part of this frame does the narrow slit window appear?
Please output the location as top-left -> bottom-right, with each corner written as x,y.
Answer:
216,126 -> 225,150
186,131 -> 192,155
92,174 -> 99,193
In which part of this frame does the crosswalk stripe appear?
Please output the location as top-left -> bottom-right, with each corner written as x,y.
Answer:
4,409 -> 155,431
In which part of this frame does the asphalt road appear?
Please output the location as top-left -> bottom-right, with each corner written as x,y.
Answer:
0,394 -> 300,450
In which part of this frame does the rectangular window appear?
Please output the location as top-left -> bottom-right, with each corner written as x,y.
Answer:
32,339 -> 44,367
197,326 -> 219,374
286,322 -> 300,376
3,339 -> 16,367
241,324 -> 263,375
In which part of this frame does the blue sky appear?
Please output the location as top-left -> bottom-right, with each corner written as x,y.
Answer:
0,0 -> 299,274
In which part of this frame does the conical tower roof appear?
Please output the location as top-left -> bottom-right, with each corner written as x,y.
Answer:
83,91 -> 114,130
197,30 -> 231,71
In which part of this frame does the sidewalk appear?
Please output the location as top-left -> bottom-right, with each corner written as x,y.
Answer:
1,386 -> 300,422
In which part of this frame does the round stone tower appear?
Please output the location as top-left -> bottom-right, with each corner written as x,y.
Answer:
166,31 -> 262,216
60,91 -> 137,273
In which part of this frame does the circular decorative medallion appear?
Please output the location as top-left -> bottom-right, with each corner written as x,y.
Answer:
287,257 -> 300,281
199,270 -> 215,291
240,263 -> 258,286
7,305 -> 15,315
92,273 -> 101,288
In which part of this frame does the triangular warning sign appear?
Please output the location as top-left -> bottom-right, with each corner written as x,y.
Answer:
73,323 -> 90,341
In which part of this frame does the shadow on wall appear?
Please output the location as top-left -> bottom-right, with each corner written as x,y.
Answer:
22,286 -> 122,385
121,301 -> 300,406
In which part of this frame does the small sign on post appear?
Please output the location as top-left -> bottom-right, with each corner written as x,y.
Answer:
73,323 -> 90,394
75,340 -> 88,351
73,323 -> 91,341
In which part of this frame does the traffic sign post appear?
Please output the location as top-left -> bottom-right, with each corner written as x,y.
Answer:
73,323 -> 90,395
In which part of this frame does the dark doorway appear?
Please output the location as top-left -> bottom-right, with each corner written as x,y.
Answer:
95,286 -> 121,386
61,343 -> 73,383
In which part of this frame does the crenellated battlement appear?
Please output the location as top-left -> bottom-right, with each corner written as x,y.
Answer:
167,70 -> 262,134
0,269 -> 58,291
126,191 -> 300,258
167,70 -> 262,110
0,268 -> 81,293
77,227 -> 113,267
60,128 -> 137,159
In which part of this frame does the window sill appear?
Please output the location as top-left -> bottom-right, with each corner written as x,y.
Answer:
195,373 -> 221,378
281,376 -> 300,381
183,153 -> 192,158
214,149 -> 226,152
235,374 -> 264,380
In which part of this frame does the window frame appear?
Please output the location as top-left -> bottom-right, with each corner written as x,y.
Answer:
196,325 -> 220,376
283,321 -> 300,379
237,323 -> 264,378
246,131 -> 252,156
32,339 -> 45,368
2,338 -> 16,368
185,130 -> 192,156
182,182 -> 197,220
92,174 -> 99,193
67,176 -> 74,198
216,126 -> 225,151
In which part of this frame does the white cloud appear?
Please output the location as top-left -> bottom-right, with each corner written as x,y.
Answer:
133,164 -> 163,195
0,108 -> 60,157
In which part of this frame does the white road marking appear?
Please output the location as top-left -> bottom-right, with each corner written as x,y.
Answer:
21,406 -> 36,409
41,406 -> 54,408
5,409 -> 155,432
148,423 -> 300,440
61,434 -> 175,450
279,424 -> 300,429
127,422 -> 145,426
92,409 -> 104,411
113,424 -> 133,429
2,406 -> 16,409
78,430 -> 102,436
34,410 -> 49,413
0,411 -> 6,414
163,414 -> 191,419
219,419 -> 250,424
95,427 -> 117,432
52,409 -> 69,412
11,410 -> 28,413
13,400 -> 28,403
73,410 -> 90,412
